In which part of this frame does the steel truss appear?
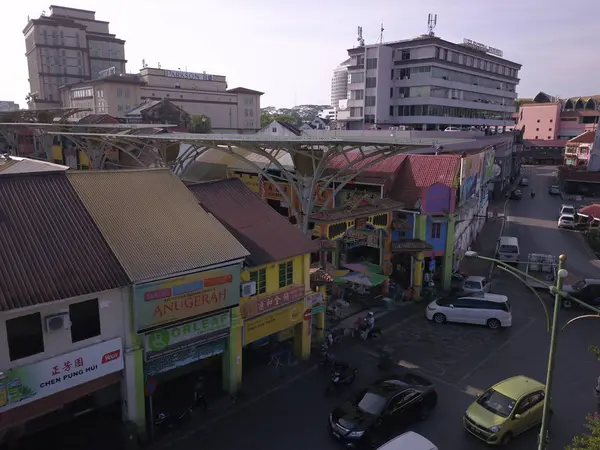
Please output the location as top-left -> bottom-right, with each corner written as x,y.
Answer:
43,133 -> 434,233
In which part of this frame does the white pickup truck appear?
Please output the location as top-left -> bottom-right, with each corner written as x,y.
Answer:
524,253 -> 557,290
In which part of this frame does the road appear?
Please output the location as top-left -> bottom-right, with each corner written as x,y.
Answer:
158,166 -> 599,450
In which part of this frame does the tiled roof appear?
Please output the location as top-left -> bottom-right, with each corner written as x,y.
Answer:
276,120 -> 302,136
568,130 -> 595,144
188,178 -> 318,266
390,154 -> 461,206
0,157 -> 69,175
67,169 -> 249,282
0,172 -> 129,311
327,153 -> 408,180
578,204 -> 600,219
524,139 -> 568,147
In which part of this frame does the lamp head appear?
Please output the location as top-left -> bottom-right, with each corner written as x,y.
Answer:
557,268 -> 568,279
464,250 -> 478,258
559,254 -> 567,262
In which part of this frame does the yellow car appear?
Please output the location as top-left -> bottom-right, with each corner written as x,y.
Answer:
463,375 -> 550,445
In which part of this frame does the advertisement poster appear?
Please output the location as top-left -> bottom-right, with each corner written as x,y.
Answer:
0,337 -> 124,413
459,153 -> 484,205
244,302 -> 303,344
133,265 -> 240,332
482,149 -> 496,184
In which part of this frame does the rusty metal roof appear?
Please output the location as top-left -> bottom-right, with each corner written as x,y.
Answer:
0,172 -> 129,311
188,178 -> 318,267
67,169 -> 249,282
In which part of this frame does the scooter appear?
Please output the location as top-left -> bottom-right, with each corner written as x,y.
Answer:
318,347 -> 336,370
154,405 -> 193,433
325,328 -> 344,347
325,363 -> 358,394
351,325 -> 383,340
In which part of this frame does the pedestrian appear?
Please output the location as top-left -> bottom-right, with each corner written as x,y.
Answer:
194,375 -> 208,411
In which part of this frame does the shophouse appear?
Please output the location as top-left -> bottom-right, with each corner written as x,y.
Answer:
0,171 -> 131,447
188,179 -> 319,372
564,130 -> 595,167
65,169 -> 249,436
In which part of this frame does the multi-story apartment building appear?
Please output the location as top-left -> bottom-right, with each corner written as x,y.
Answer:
0,101 -> 20,112
330,59 -> 350,111
516,92 -> 600,141
23,5 -> 126,110
336,35 -> 521,130
60,67 -> 262,133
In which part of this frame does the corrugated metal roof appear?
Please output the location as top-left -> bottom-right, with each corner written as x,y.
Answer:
0,172 -> 129,311
0,157 -> 69,175
188,179 -> 318,267
67,169 -> 249,282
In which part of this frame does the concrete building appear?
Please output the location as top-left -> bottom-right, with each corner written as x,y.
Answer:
60,68 -> 263,133
330,59 -> 351,111
258,120 -> 302,136
23,5 -> 126,110
0,102 -> 20,112
336,35 -> 521,131
516,92 -> 600,141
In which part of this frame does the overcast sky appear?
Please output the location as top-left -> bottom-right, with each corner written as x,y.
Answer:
4,0 -> 599,109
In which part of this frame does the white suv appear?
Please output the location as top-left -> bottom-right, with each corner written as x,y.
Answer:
426,293 -> 512,329
559,204 -> 576,218
558,214 -> 576,229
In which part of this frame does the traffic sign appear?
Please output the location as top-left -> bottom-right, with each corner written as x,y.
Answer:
144,377 -> 158,397
303,309 -> 312,321
311,304 -> 325,314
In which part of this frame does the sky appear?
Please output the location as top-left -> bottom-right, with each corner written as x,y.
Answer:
4,0 -> 600,109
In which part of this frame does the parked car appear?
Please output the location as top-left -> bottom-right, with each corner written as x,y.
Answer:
376,431 -> 438,450
559,204 -> 576,218
444,126 -> 461,132
518,177 -> 529,186
560,278 -> 600,309
461,276 -> 492,294
329,373 -> 438,449
510,189 -> 522,200
464,375 -> 549,445
557,214 -> 576,229
426,293 -> 512,330
548,185 -> 561,196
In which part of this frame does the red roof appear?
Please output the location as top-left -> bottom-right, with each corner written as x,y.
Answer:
390,154 -> 461,205
327,153 -> 407,179
568,130 -> 595,144
0,172 -> 129,311
188,178 -> 319,267
579,204 -> 600,218
524,140 -> 568,147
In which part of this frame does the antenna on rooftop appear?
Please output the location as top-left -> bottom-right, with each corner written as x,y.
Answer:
427,13 -> 437,37
377,23 -> 385,44
357,26 -> 365,47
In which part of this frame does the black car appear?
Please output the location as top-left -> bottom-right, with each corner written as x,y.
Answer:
561,279 -> 600,309
329,373 -> 437,448
510,189 -> 522,200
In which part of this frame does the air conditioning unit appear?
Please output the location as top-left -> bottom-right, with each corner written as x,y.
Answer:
240,281 -> 257,298
45,313 -> 71,333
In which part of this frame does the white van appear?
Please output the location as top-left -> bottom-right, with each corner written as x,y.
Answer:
496,236 -> 520,264
426,293 -> 512,330
377,432 -> 438,450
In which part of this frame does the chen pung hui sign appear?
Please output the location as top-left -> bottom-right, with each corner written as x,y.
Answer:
133,265 -> 240,333
0,338 -> 124,413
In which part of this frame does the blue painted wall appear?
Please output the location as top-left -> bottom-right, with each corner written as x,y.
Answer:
425,217 -> 448,252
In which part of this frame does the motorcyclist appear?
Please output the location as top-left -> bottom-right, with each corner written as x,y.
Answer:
362,311 -> 375,340
530,190 -> 536,199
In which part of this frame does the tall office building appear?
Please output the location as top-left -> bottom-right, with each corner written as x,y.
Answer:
23,5 -> 126,110
330,59 -> 351,111
336,34 -> 521,130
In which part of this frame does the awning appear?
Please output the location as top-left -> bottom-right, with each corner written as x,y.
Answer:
391,239 -> 433,252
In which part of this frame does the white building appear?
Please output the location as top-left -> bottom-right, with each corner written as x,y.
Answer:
0,102 -> 20,112
330,59 -> 351,111
258,120 -> 302,136
336,35 -> 521,131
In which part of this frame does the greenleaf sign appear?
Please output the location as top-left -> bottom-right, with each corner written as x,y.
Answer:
143,311 -> 231,361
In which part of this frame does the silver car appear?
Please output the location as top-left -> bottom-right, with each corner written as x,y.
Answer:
462,276 -> 492,294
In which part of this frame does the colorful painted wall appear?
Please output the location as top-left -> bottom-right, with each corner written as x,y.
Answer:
425,218 -> 447,254
422,184 -> 455,215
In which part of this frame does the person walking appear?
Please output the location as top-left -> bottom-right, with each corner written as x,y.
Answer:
193,375 -> 208,411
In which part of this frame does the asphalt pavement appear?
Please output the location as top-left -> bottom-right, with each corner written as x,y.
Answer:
158,166 -> 600,450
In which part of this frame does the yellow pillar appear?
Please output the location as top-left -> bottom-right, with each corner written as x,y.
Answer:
315,285 -> 326,344
222,307 -> 243,394
381,219 -> 393,295
413,251 -> 425,301
293,319 -> 311,361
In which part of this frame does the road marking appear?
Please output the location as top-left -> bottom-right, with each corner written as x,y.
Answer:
455,316 -> 537,386
155,364 -> 318,449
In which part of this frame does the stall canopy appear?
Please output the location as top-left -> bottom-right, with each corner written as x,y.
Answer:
342,262 -> 383,274
341,271 -> 388,287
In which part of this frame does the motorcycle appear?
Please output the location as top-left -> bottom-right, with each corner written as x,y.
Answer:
325,363 -> 358,394
325,328 -> 344,347
351,325 -> 383,340
154,405 -> 193,433
318,348 -> 336,370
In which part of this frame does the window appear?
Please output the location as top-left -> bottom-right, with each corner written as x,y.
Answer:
537,119 -> 540,123
536,128 -> 539,131
125,88 -> 130,98
366,58 -> 378,69
365,77 -> 377,88
272,127 -> 277,133
365,96 -> 376,107
349,72 -> 364,83
117,88 -> 123,97
351,90 -> 364,100
401,50 -> 411,60
431,222 -> 442,239
250,269 -> 267,295
6,313 -> 44,361
278,261 -> 294,288
389,105 -> 394,116
70,298 -> 101,343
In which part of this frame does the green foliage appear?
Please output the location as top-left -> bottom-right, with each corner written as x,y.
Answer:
567,413 -> 600,449
190,115 -> 212,133
260,113 -> 298,128
590,345 -> 600,359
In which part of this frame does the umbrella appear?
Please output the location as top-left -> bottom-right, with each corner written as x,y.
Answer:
341,271 -> 388,287
342,262 -> 383,274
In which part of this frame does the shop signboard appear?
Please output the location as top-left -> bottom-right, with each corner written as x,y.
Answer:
0,337 -> 123,413
144,340 -> 225,376
306,291 -> 324,315
143,311 -> 231,361
241,284 -> 305,319
244,302 -> 304,344
133,265 -> 240,333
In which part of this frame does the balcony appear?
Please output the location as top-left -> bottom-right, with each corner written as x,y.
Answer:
393,96 -> 515,114
393,77 -> 518,100
348,64 -> 365,71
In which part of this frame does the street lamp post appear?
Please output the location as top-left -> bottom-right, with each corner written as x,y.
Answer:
464,251 -> 600,450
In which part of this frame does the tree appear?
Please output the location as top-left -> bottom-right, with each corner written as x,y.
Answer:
190,115 -> 211,133
260,113 -> 298,128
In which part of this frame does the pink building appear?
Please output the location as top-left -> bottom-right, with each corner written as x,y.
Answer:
516,92 -> 599,141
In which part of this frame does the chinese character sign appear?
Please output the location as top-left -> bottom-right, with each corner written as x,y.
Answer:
0,338 -> 124,413
242,285 -> 305,319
